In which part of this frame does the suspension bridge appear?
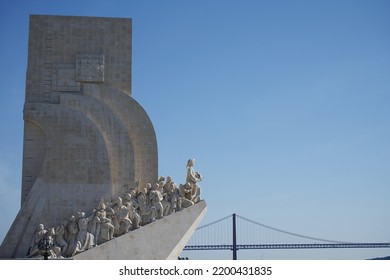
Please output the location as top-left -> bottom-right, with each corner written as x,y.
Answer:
183,214 -> 390,259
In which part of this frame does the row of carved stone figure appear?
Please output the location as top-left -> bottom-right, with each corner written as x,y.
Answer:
27,159 -> 203,258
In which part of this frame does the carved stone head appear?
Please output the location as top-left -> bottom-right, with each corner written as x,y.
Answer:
187,159 -> 195,168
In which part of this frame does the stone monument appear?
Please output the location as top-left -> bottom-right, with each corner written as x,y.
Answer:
0,15 -> 206,259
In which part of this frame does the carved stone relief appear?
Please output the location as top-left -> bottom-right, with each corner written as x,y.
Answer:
52,64 -> 81,92
76,54 -> 104,82
26,159 -> 204,259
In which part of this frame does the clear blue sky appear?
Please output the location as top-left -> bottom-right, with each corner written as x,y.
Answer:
0,0 -> 389,260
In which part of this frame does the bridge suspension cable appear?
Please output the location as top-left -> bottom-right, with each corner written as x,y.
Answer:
235,214 -> 349,244
196,214 -> 231,230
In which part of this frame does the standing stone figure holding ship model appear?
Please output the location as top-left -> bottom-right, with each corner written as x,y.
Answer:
179,159 -> 203,207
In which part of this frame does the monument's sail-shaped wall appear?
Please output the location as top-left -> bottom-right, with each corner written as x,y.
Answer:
0,15 -> 158,258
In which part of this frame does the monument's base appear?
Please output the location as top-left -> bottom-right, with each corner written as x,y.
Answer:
73,200 -> 207,260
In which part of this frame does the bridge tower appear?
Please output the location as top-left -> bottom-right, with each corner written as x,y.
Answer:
232,213 -> 237,260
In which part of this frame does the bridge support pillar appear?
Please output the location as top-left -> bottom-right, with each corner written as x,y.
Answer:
233,213 -> 237,260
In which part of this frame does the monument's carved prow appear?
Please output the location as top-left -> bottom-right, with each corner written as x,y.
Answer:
0,15 -> 206,259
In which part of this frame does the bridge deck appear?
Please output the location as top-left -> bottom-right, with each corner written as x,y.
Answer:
184,243 -> 390,251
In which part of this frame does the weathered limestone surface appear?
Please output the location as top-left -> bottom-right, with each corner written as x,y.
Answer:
0,15 -> 158,259
74,201 -> 207,260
